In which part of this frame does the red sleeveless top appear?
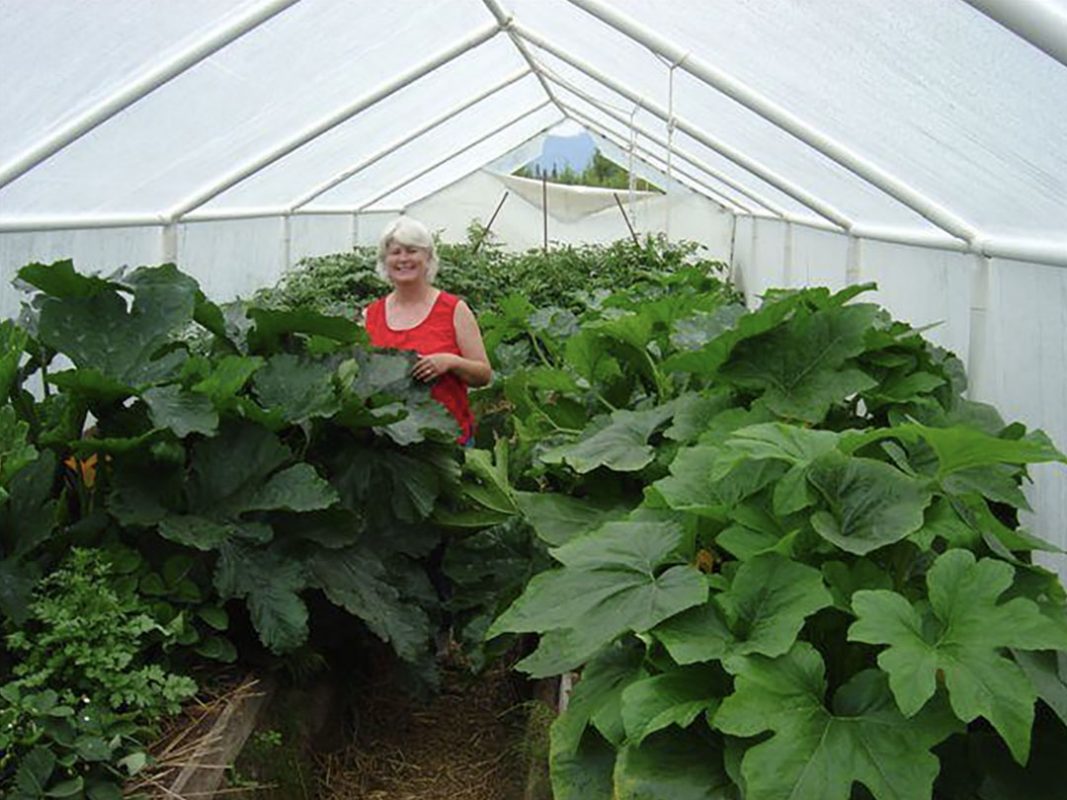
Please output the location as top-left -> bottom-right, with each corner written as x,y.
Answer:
365,291 -> 474,443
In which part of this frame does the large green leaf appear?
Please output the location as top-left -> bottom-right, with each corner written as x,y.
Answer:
552,641 -> 646,759
514,490 -> 630,546
351,349 -> 415,398
214,543 -> 309,653
34,264 -> 195,387
252,353 -> 339,423
243,464 -> 338,513
247,307 -> 362,351
654,445 -> 783,519
915,425 -> 1065,477
1013,649 -> 1067,729
614,728 -> 737,800
376,396 -> 458,445
0,406 -> 37,487
541,402 -> 677,474
551,730 -> 616,800
0,320 -> 28,401
849,549 -> 1067,763
378,450 -> 444,522
158,515 -> 235,550
714,423 -> 840,474
190,354 -> 265,405
489,520 -> 707,676
669,304 -> 747,352
620,664 -> 725,745
654,554 -> 831,663
563,328 -> 623,387
142,384 -> 219,438
720,304 -> 879,422
187,422 -> 290,515
808,452 -> 931,555
107,461 -> 182,527
714,643 -> 960,800
663,390 -> 735,444
0,557 -> 38,624
0,451 -> 58,559
45,366 -> 137,405
662,291 -> 807,378
17,259 -> 119,298
308,547 -> 431,663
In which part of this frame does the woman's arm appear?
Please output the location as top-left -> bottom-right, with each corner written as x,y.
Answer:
411,300 -> 492,386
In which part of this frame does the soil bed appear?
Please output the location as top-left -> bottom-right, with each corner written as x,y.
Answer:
315,654 -> 533,800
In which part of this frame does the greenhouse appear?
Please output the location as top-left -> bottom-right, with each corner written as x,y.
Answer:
1,0 -> 1066,798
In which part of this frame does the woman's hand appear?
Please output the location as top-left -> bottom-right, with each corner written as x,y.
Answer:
412,353 -> 456,382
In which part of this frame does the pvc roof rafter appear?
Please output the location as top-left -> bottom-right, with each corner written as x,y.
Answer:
290,67 -> 532,212
547,73 -> 789,217
0,0 -> 300,192
565,0 -> 982,246
166,19 -> 504,223
962,0 -> 1067,68
560,103 -> 752,214
480,0 -> 568,117
514,22 -> 854,230
355,100 -> 557,212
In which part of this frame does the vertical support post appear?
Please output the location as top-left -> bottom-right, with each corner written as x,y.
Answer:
845,234 -> 863,286
782,221 -> 795,287
746,217 -> 760,307
472,191 -> 509,255
350,212 -> 360,250
967,254 -> 999,404
727,211 -> 739,278
281,213 -> 292,274
161,223 -> 178,264
542,175 -> 549,256
613,193 -> 641,247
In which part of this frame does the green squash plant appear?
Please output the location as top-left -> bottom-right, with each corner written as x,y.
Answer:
463,279 -> 1067,799
0,259 -> 471,797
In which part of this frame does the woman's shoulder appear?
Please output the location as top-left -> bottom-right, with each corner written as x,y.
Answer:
435,290 -> 461,309
362,294 -> 388,324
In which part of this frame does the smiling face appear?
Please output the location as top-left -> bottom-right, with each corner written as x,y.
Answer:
384,241 -> 430,286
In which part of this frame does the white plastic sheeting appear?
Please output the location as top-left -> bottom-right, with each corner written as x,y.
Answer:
0,0 -> 1065,563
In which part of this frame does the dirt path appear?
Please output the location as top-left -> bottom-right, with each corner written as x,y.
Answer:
315,658 -> 538,800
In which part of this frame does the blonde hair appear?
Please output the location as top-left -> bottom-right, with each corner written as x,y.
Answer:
376,216 -> 439,282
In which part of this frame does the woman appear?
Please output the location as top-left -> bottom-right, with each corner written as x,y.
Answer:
363,217 -> 491,445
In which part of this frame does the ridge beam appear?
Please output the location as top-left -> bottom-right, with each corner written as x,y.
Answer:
514,22 -> 853,231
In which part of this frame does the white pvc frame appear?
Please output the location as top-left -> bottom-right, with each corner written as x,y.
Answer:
566,0 -> 978,244
0,0 -> 299,191
166,20 -> 503,222
548,77 -> 789,216
513,22 -> 854,230
290,68 -> 532,211
962,0 -> 1067,68
354,100 -> 556,212
1,1 -> 1064,270
562,105 -> 752,214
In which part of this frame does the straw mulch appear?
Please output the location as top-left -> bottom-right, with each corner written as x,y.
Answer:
125,671 -> 267,798
315,653 -> 530,800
